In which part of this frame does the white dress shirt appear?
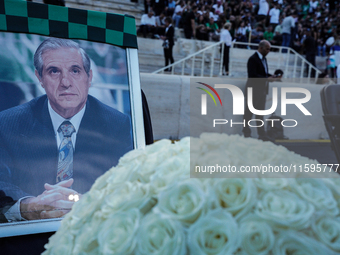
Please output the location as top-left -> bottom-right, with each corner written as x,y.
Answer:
48,101 -> 85,150
220,29 -> 232,46
257,51 -> 268,75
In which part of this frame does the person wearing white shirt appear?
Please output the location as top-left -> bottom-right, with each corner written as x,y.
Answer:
212,0 -> 224,15
173,1 -> 186,27
236,21 -> 248,44
268,4 -> 280,29
220,22 -> 232,75
309,0 -> 319,13
139,11 -> 156,38
257,0 -> 269,21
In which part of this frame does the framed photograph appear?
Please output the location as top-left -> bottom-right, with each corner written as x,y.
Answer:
0,0 -> 144,237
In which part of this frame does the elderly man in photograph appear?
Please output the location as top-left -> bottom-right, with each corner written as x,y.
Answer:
0,38 -> 133,222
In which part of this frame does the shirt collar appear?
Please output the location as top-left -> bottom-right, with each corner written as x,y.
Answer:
48,100 -> 86,136
257,51 -> 264,60
166,24 -> 172,32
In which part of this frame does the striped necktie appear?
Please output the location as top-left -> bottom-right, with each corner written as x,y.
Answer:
57,121 -> 75,183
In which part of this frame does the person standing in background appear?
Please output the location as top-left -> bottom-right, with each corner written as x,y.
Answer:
268,3 -> 280,30
242,40 -> 281,141
183,5 -> 198,39
281,11 -> 297,52
302,28 -> 317,77
161,17 -> 175,72
220,22 -> 232,76
173,1 -> 186,28
257,0 -> 269,22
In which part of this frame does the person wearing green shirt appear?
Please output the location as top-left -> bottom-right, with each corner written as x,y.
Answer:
206,18 -> 219,31
206,17 -> 220,41
264,25 -> 274,42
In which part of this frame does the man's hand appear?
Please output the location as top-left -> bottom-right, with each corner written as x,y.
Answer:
267,75 -> 282,82
20,179 -> 80,220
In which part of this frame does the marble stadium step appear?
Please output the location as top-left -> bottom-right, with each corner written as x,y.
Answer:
66,0 -> 144,25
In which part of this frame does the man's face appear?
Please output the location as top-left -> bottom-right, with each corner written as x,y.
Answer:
35,47 -> 92,119
259,42 -> 271,57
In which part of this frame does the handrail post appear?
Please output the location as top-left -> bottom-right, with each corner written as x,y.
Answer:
300,59 -> 305,83
293,53 -> 297,82
307,63 -> 312,84
210,45 -> 216,77
229,42 -> 233,76
182,60 -> 184,75
191,54 -> 195,76
201,51 -> 205,76
278,46 -> 282,69
219,42 -> 224,76
284,47 -> 289,79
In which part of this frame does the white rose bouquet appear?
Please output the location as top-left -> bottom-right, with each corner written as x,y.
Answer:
43,134 -> 340,255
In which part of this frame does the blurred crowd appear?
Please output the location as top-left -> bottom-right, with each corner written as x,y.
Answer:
138,0 -> 340,78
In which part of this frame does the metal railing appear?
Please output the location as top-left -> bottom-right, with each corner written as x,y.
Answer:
229,41 -> 322,83
152,41 -> 225,77
152,40 -> 323,83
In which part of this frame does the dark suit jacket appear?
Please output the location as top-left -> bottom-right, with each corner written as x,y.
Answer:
0,95 -> 133,204
165,25 -> 175,46
246,52 -> 272,95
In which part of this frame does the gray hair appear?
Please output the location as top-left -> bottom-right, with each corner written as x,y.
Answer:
224,22 -> 231,30
34,38 -> 91,77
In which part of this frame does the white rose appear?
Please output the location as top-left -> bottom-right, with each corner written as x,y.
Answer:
255,190 -> 314,230
174,136 -> 190,151
42,232 -> 74,255
323,177 -> 340,213
108,140 -> 173,185
104,164 -> 138,185
238,214 -> 274,255
273,231 -> 336,255
149,155 -> 190,195
187,209 -> 239,255
312,215 -> 340,252
143,139 -> 173,154
72,213 -> 103,254
118,147 -> 148,165
291,178 -> 339,216
130,140 -> 181,183
65,190 -> 106,232
194,134 -> 254,178
97,208 -> 140,255
135,212 -> 186,255
90,166 -> 114,191
211,178 -> 257,219
101,182 -> 152,215
154,179 -> 207,225
253,178 -> 291,191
